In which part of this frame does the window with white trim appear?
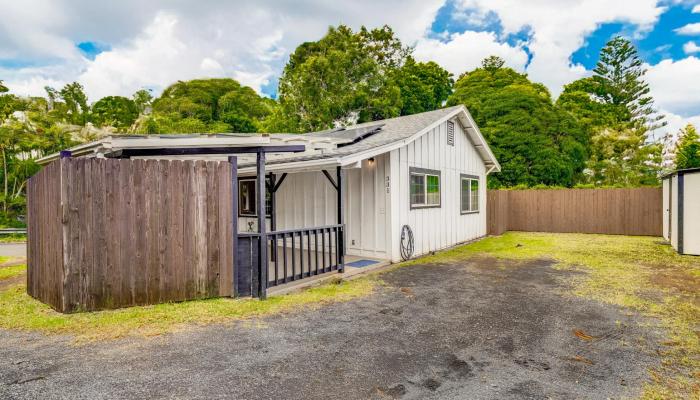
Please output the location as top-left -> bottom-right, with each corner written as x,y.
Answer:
410,168 -> 441,208
460,175 -> 479,213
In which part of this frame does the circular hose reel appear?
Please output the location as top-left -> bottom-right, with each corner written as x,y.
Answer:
400,225 -> 414,261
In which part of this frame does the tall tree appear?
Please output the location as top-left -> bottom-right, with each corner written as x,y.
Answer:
592,36 -> 664,131
394,58 -> 453,116
91,96 -> 139,130
143,78 -> 273,133
272,25 -> 409,132
59,82 -> 89,125
447,56 -> 587,187
674,124 -> 700,170
585,128 -> 661,186
132,89 -> 154,114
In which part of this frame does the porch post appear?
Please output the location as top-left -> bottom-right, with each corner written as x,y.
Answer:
256,151 -> 268,299
268,173 -> 276,232
228,156 -> 238,297
337,166 -> 345,272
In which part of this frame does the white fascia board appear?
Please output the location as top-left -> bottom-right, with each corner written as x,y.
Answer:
237,158 -> 343,175
459,106 -> 501,172
337,106 -> 501,172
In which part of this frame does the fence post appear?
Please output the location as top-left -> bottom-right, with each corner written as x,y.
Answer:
336,166 -> 345,272
256,151 -> 267,299
229,156 -> 238,297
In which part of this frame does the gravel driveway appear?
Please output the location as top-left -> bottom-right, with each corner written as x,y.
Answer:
0,256 -> 658,399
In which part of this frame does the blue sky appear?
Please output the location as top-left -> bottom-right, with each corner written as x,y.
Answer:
0,0 -> 699,134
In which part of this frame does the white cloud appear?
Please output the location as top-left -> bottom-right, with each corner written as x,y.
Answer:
694,4 -> 700,13
442,0 -> 664,95
684,41 -> 700,53
675,22 -> 700,35
414,31 -> 529,75
646,57 -> 700,118
1,0 -> 445,100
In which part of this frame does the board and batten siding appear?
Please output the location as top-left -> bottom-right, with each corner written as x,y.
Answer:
388,118 -> 487,262
265,154 -> 391,260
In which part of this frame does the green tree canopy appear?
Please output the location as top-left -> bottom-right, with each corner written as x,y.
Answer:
674,124 -> 700,170
591,36 -> 664,131
271,25 -> 409,132
394,58 -> 453,116
145,78 -> 274,133
91,96 -> 139,130
447,56 -> 587,187
132,89 -> 154,114
584,128 -> 661,186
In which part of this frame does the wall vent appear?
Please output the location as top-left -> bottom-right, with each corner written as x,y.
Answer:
447,120 -> 455,146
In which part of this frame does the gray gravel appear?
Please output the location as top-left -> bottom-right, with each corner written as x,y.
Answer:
0,256 -> 660,399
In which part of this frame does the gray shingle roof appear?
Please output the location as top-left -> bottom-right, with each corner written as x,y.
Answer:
263,106 -> 462,166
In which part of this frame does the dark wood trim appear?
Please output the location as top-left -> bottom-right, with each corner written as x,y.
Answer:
678,172 -> 684,254
59,150 -> 72,158
336,166 -> 345,273
322,169 -> 338,190
237,176 -> 272,219
268,173 -> 276,233
409,166 -> 441,210
256,151 -> 268,299
107,145 -> 305,159
271,173 -> 288,193
229,156 -> 238,297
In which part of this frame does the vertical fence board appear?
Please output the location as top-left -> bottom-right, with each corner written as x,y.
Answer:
487,188 -> 662,236
27,158 -> 235,312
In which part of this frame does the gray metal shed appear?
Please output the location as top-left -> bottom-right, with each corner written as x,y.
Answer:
662,167 -> 700,255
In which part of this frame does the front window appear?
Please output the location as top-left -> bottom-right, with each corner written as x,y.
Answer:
410,168 -> 441,208
461,175 -> 479,213
239,179 -> 257,216
238,178 -> 272,217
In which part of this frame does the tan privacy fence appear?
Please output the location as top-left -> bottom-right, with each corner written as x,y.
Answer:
487,188 -> 662,236
28,158 -> 234,313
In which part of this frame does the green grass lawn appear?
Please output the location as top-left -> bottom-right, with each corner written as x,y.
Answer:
416,232 -> 700,399
0,264 -> 26,280
0,233 -> 26,243
0,274 -> 375,342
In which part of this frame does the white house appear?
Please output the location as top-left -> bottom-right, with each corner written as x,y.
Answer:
38,105 -> 500,283
238,105 -> 500,263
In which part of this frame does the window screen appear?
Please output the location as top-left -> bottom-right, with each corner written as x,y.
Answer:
460,175 -> 479,213
410,168 -> 441,208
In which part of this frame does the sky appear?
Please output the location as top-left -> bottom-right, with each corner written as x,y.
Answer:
1,0 -> 699,138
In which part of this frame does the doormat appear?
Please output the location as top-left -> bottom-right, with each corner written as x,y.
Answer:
346,259 -> 380,268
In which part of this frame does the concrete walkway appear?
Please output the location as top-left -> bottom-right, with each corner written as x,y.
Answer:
0,243 -> 26,258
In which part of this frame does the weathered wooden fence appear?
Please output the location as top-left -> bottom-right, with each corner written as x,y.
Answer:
27,158 -> 234,313
487,187 -> 662,236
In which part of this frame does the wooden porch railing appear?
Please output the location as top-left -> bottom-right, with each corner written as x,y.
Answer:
268,224 -> 345,287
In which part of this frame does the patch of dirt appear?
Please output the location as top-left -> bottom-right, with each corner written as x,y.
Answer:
0,272 -> 25,290
649,270 -> 700,294
0,258 -> 26,268
467,255 -> 557,270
